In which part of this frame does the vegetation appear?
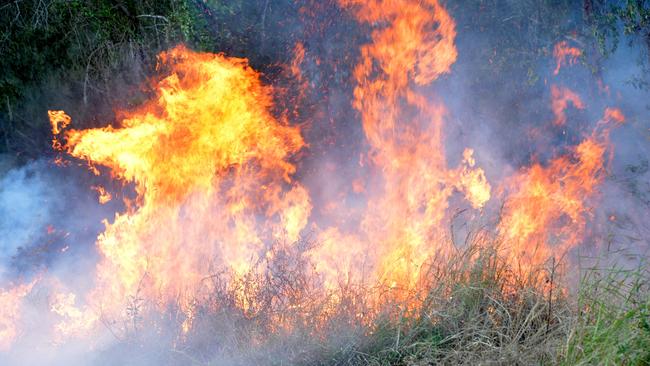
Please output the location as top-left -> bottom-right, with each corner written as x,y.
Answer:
3,0 -> 648,157
0,0 -> 203,154
564,265 -> 650,365
0,0 -> 301,156
1,1 -> 649,364
89,238 -> 650,365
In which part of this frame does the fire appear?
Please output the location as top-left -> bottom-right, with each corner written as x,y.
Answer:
49,292 -> 98,344
551,85 -> 585,126
312,227 -> 368,289
48,110 -> 71,136
603,107 -> 625,124
553,40 -> 582,75
455,148 -> 492,210
91,185 -> 112,204
0,1 -> 625,355
0,281 -> 37,351
290,42 -> 306,83
43,0 -> 491,331
48,110 -> 71,149
498,108 -> 622,270
48,45 -> 308,330
338,0 -> 489,290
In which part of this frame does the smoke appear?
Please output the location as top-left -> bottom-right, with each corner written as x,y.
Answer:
437,7 -> 650,268
0,161 -> 56,274
1,1 -> 649,364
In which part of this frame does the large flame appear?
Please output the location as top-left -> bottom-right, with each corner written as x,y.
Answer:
498,113 -> 620,271
337,0 -> 490,290
0,0 -> 625,354
50,45 -> 309,331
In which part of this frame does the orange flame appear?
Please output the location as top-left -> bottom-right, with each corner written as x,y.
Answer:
291,42 -> 306,83
4,4 -> 617,352
338,0 -> 489,292
0,281 -> 37,351
48,45 -> 309,331
551,85 -> 585,126
553,41 -> 582,75
49,292 -> 98,344
48,110 -> 71,149
498,108 -> 621,271
603,107 -> 625,124
91,185 -> 112,204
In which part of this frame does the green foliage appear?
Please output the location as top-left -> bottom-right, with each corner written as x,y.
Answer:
589,0 -> 650,55
0,0 -> 211,154
588,1 -> 650,91
0,0 -> 301,154
563,267 -> 650,366
0,0 -> 197,106
2,0 -> 648,155
451,0 -> 582,91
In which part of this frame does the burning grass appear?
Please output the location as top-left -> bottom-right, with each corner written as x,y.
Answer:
81,234 -> 649,366
1,1 -> 648,364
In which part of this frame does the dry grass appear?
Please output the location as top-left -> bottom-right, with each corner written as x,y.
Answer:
91,236 -> 650,366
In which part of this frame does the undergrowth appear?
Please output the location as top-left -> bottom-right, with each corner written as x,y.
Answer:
91,238 -> 649,366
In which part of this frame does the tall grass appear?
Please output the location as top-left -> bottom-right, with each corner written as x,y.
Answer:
563,261 -> 650,366
90,236 -> 649,366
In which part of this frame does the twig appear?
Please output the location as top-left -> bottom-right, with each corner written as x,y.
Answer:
261,0 -> 270,51
83,45 -> 105,105
547,256 -> 556,334
5,95 -> 11,122
171,349 -> 206,366
136,14 -> 169,22
3,96 -> 11,151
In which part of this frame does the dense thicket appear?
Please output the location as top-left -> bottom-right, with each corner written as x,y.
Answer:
0,0 -> 292,156
0,0 -> 647,156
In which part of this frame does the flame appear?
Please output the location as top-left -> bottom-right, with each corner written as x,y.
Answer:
0,281 -> 37,351
338,0 -> 489,291
49,292 -> 98,344
48,110 -> 71,136
91,185 -> 112,204
498,108 -> 620,270
551,85 -> 585,126
290,42 -> 306,83
454,148 -> 492,210
312,227 -> 368,289
553,41 -> 581,75
0,2 -> 619,353
48,45 -> 308,329
48,110 -> 71,149
603,107 -> 625,124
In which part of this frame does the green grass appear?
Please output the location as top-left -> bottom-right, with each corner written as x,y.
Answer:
563,265 -> 650,366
